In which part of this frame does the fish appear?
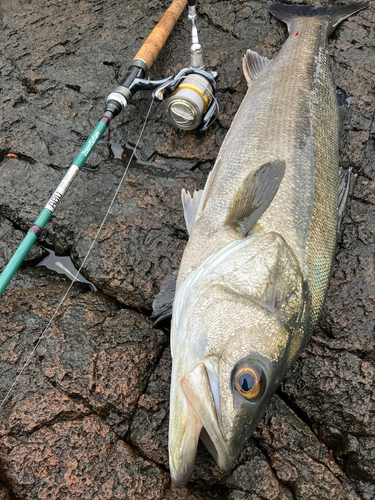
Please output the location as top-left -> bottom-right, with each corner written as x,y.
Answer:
164,1 -> 371,487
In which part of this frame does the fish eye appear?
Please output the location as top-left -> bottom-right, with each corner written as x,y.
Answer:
233,362 -> 264,400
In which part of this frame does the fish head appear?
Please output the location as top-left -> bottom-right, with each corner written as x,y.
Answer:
169,232 -> 306,486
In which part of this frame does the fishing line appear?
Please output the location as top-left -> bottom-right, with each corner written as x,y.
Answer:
0,97 -> 156,411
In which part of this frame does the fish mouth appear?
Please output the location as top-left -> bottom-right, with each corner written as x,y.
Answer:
169,361 -> 236,486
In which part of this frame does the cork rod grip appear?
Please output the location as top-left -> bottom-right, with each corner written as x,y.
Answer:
134,0 -> 188,70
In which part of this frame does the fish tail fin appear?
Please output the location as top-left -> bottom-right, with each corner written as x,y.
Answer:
268,2 -> 370,35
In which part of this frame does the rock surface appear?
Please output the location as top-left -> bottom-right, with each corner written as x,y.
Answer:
0,0 -> 374,498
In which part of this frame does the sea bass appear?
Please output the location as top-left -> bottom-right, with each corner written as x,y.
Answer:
167,2 -> 370,486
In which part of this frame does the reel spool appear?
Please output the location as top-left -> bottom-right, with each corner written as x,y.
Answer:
152,68 -> 217,132
164,72 -> 216,131
105,0 -> 218,133
154,0 -> 218,132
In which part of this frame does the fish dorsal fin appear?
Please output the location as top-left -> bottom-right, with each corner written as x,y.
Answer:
243,50 -> 271,85
182,158 -> 221,234
224,159 -> 286,236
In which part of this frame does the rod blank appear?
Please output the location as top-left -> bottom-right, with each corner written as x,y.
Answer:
0,0 -> 188,297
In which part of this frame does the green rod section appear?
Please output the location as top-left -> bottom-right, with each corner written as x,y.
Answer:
0,120 -> 108,296
0,0 -> 191,298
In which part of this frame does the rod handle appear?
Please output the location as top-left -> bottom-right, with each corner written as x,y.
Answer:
133,0 -> 187,70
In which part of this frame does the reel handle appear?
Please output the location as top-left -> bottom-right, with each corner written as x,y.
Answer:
134,0 -> 187,70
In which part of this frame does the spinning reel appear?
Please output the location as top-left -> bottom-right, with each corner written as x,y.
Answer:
105,0 -> 218,132
0,0 -> 216,299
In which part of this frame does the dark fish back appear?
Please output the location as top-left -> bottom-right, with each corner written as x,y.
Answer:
268,2 -> 370,34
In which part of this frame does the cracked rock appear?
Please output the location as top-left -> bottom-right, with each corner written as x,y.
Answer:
253,397 -> 362,500
0,214 -> 44,273
0,0 -> 374,498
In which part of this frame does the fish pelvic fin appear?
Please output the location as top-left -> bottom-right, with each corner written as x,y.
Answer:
224,159 -> 286,237
337,167 -> 352,237
182,158 -> 221,234
268,2 -> 370,35
182,188 -> 204,235
337,88 -> 352,137
243,50 -> 271,86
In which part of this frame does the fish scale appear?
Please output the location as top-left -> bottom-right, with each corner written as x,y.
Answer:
180,20 -> 339,341
168,2 -> 370,487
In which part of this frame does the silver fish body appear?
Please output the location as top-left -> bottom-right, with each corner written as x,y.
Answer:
168,2 -> 370,486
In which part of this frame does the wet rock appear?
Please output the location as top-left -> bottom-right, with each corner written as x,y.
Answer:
0,285 -> 170,497
129,347 -> 172,468
253,397 -> 361,500
330,4 -> 375,172
73,167 -> 206,309
226,441 -> 294,500
0,485 -> 11,500
281,340 -> 374,433
353,176 -> 375,206
2,263 -> 90,293
0,285 -> 166,435
0,156 -> 205,309
2,415 -> 169,499
339,435 -> 375,483
0,214 -> 44,273
0,0 -> 374,498
163,485 -> 204,500
0,158 -> 125,252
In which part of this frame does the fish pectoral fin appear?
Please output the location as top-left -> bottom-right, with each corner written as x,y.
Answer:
224,159 -> 286,236
151,271 -> 178,323
243,50 -> 271,85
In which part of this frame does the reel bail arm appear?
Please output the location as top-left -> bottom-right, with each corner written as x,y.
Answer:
188,0 -> 204,69
105,0 -> 189,120
0,0 -> 188,297
105,0 -> 218,134
152,67 -> 218,132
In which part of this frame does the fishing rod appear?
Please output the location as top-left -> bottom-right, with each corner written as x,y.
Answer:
0,0 -> 218,297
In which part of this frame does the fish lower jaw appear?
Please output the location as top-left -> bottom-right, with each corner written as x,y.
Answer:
199,426 -> 237,472
215,450 -> 238,472
169,424 -> 237,487
169,453 -> 195,488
